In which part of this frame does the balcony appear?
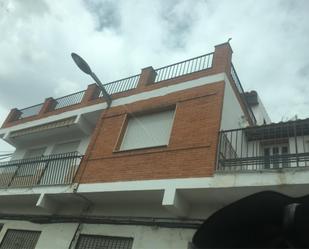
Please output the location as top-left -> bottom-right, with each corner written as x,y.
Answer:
217,119 -> 309,171
0,152 -> 83,188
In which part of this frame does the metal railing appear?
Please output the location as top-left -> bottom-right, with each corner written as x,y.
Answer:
0,152 -> 83,188
231,64 -> 257,125
99,74 -> 140,96
217,120 -> 309,171
154,53 -> 214,83
54,90 -> 86,110
15,53 -> 214,120
19,103 -> 44,119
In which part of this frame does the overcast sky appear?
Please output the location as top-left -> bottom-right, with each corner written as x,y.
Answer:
0,0 -> 308,153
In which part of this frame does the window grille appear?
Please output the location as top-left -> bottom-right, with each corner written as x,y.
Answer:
75,235 -> 133,249
0,229 -> 41,249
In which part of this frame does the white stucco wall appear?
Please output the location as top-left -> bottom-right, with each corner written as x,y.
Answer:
0,220 -> 78,249
79,224 -> 195,249
250,95 -> 271,125
0,220 -> 195,249
220,78 -> 247,130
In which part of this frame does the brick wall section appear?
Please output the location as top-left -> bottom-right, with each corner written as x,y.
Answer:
75,81 -> 225,183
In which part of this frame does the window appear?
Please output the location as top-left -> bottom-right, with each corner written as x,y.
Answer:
0,229 -> 41,249
120,110 -> 175,151
24,147 -> 46,159
75,235 -> 133,249
52,140 -> 80,155
263,144 -> 289,169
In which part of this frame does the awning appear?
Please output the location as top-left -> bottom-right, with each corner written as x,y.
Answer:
10,117 -> 76,138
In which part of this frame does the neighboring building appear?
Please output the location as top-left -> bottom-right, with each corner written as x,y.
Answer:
0,42 -> 307,249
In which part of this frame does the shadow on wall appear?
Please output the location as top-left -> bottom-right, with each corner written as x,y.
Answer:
193,191 -> 309,248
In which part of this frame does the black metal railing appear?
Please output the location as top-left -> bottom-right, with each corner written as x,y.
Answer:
99,74 -> 140,96
15,53 -> 214,120
231,64 -> 257,125
154,53 -> 214,83
54,90 -> 86,110
217,120 -> 309,171
19,103 -> 44,119
0,152 -> 83,188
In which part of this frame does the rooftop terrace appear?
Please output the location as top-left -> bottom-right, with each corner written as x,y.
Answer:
1,43 -> 256,128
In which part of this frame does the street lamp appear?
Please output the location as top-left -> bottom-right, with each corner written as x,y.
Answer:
71,53 -> 112,108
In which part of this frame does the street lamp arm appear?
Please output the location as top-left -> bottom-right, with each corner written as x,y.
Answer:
71,52 -> 112,108
90,72 -> 112,108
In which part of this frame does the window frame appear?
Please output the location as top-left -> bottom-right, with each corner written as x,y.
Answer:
114,106 -> 176,152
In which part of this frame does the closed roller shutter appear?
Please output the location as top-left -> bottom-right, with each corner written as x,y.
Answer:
0,230 -> 41,249
75,235 -> 133,249
120,110 -> 175,151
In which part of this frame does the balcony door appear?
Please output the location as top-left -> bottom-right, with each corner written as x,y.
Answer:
263,144 -> 289,169
39,141 -> 80,185
7,147 -> 47,187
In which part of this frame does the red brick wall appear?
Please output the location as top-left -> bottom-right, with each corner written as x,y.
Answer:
75,81 -> 225,183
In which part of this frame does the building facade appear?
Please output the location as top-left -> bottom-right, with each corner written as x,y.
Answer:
0,42 -> 307,249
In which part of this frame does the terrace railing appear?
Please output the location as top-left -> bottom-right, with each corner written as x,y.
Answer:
217,120 -> 309,171
154,53 -> 214,83
15,53 -> 214,121
19,103 -> 44,119
54,90 -> 86,110
0,151 -> 83,188
99,74 -> 140,96
231,64 -> 256,125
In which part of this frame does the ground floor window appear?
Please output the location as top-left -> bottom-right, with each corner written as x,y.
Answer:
75,235 -> 133,249
0,229 -> 41,249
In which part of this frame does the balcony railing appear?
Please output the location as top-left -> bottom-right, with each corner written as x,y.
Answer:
0,152 -> 83,188
154,53 -> 214,83
231,64 -> 256,125
217,119 -> 309,171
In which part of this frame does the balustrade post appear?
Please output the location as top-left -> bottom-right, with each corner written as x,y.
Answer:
137,66 -> 157,89
82,84 -> 101,103
294,122 -> 299,167
1,108 -> 22,127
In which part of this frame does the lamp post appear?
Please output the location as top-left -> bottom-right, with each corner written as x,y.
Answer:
71,53 -> 112,108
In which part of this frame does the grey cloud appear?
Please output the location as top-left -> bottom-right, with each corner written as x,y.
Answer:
297,64 -> 309,78
83,0 -> 121,32
160,0 -> 197,50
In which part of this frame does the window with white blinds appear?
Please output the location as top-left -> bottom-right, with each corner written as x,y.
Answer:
52,140 -> 80,155
24,147 -> 46,159
0,229 -> 41,249
120,110 -> 175,151
75,235 -> 133,249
